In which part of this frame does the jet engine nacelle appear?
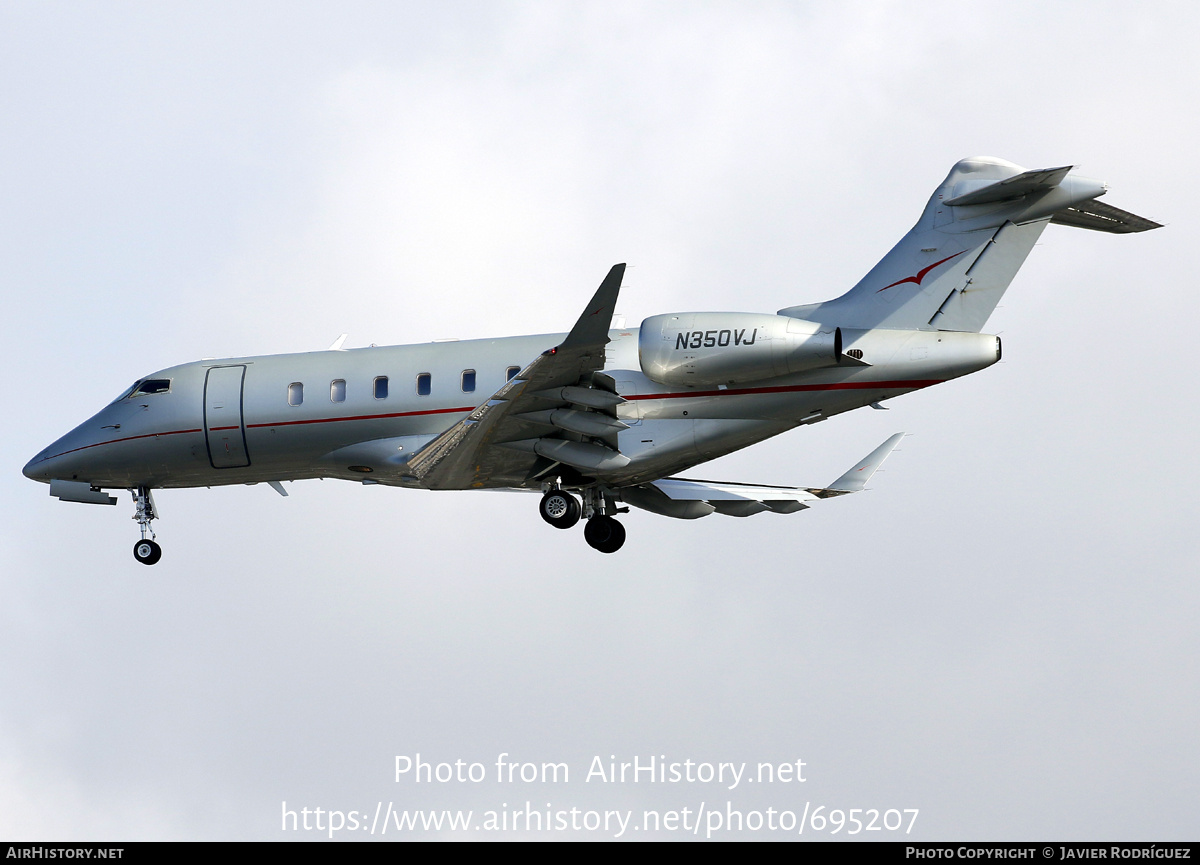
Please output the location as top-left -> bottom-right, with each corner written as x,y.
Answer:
639,312 -> 839,387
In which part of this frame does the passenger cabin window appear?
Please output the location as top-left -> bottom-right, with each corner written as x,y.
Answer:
374,376 -> 389,399
331,379 -> 346,402
416,373 -> 432,396
506,366 -> 520,381
461,369 -> 476,393
288,382 -> 304,406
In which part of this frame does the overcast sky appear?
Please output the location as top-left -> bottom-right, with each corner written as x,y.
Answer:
2,0 -> 1197,841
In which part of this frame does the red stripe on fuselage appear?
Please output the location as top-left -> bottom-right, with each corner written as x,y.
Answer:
35,406 -> 477,463
35,381 -> 940,464
244,405 -> 477,429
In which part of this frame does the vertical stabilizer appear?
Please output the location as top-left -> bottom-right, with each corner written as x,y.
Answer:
779,157 -> 1119,332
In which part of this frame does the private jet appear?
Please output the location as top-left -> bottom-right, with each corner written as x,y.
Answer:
23,157 -> 1159,561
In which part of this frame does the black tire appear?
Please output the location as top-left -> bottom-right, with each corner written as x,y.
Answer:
583,515 -> 626,553
133,539 -> 162,566
539,491 -> 581,529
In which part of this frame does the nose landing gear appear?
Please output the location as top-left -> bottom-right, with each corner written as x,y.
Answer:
130,486 -> 161,565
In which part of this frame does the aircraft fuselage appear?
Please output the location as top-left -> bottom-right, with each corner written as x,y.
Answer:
24,324 -> 998,492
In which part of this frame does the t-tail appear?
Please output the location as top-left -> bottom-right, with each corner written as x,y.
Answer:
779,156 -> 1160,333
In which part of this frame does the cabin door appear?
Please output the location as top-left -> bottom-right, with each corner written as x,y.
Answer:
204,365 -> 251,469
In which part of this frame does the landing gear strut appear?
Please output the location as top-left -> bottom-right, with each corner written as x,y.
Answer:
131,486 -> 162,565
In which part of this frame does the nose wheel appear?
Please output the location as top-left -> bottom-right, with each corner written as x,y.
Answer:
133,539 -> 162,565
130,486 -> 162,565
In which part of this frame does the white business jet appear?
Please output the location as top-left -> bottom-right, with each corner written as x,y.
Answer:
24,157 -> 1159,562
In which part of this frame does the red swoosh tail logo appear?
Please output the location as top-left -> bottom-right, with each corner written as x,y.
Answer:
877,251 -> 965,292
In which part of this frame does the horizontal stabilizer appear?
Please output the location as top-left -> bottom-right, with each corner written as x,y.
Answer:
1050,198 -> 1162,233
944,165 -> 1073,206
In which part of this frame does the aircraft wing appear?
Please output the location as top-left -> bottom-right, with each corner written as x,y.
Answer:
404,264 -> 629,490
620,433 -> 905,519
644,478 -> 819,517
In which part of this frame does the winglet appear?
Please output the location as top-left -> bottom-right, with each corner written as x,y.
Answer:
821,432 -> 905,494
559,264 -> 626,350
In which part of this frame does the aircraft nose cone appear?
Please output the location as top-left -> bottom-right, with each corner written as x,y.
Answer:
23,450 -> 52,482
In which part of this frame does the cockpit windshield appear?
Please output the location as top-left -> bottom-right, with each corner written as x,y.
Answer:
111,379 -> 171,403
112,381 -> 142,403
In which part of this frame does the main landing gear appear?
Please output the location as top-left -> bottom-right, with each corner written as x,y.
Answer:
583,514 -> 625,554
539,490 -> 581,529
130,486 -> 162,565
539,487 -> 626,553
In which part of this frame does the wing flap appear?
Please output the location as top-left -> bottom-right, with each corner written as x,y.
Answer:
625,433 -> 905,519
630,478 -> 816,520
653,478 -> 819,503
